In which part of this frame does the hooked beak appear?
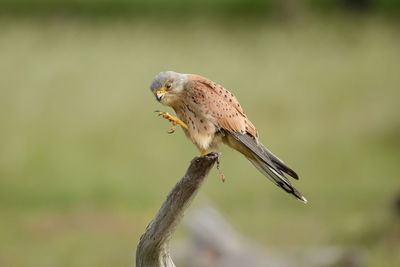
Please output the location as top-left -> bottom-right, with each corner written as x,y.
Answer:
155,90 -> 165,102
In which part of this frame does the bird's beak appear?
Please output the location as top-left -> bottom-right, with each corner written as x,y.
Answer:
155,90 -> 165,102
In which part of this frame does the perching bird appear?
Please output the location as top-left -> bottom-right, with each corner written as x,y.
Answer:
150,71 -> 307,203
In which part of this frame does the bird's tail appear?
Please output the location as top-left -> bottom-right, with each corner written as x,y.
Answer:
224,131 -> 307,203
247,156 -> 307,203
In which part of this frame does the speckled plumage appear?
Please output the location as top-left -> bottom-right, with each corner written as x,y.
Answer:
150,71 -> 306,203
170,74 -> 257,152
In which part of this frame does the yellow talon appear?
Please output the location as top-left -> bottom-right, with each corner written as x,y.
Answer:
168,122 -> 177,134
155,110 -> 189,132
200,150 -> 207,156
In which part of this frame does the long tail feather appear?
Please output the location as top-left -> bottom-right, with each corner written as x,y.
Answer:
224,131 -> 307,203
247,157 -> 307,203
260,146 -> 299,180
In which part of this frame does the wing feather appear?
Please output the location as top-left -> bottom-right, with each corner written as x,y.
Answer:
184,74 -> 305,202
186,75 -> 257,137
225,131 -> 306,202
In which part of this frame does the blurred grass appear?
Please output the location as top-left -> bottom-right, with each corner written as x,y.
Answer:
0,0 -> 399,18
0,16 -> 399,266
0,0 -> 272,18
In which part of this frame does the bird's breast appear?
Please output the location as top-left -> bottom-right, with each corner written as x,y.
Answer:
174,105 -> 218,151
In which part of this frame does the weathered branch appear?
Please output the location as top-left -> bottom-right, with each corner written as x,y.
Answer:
136,152 -> 220,267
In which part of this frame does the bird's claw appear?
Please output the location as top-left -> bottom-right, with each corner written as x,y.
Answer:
155,110 -> 164,117
167,123 -> 177,134
155,110 -> 189,133
155,110 -> 178,134
155,110 -> 172,121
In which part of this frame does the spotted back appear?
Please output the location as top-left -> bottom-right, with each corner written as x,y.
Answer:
185,74 -> 258,137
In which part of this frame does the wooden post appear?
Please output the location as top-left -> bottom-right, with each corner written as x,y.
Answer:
136,152 -> 220,267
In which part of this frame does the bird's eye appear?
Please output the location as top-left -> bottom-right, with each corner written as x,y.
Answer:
165,83 -> 172,89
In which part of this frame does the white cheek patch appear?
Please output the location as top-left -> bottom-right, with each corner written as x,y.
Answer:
173,84 -> 184,93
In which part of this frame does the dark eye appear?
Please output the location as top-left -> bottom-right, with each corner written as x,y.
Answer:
165,83 -> 172,89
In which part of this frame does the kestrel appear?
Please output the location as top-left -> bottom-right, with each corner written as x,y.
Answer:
150,71 -> 307,203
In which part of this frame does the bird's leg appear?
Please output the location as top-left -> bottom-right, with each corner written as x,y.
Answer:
200,150 -> 207,157
155,111 -> 188,133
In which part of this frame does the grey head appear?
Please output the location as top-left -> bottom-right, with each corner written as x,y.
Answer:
150,71 -> 188,104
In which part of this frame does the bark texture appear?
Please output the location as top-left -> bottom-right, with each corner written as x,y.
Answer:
136,152 -> 219,267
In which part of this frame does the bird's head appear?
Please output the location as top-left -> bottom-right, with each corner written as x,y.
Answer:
150,71 -> 188,106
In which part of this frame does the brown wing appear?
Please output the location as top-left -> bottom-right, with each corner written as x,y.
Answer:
185,75 -> 305,202
186,74 -> 258,137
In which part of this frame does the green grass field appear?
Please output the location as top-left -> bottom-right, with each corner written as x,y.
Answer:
0,16 -> 399,266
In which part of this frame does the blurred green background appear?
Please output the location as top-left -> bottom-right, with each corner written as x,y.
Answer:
0,0 -> 399,266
